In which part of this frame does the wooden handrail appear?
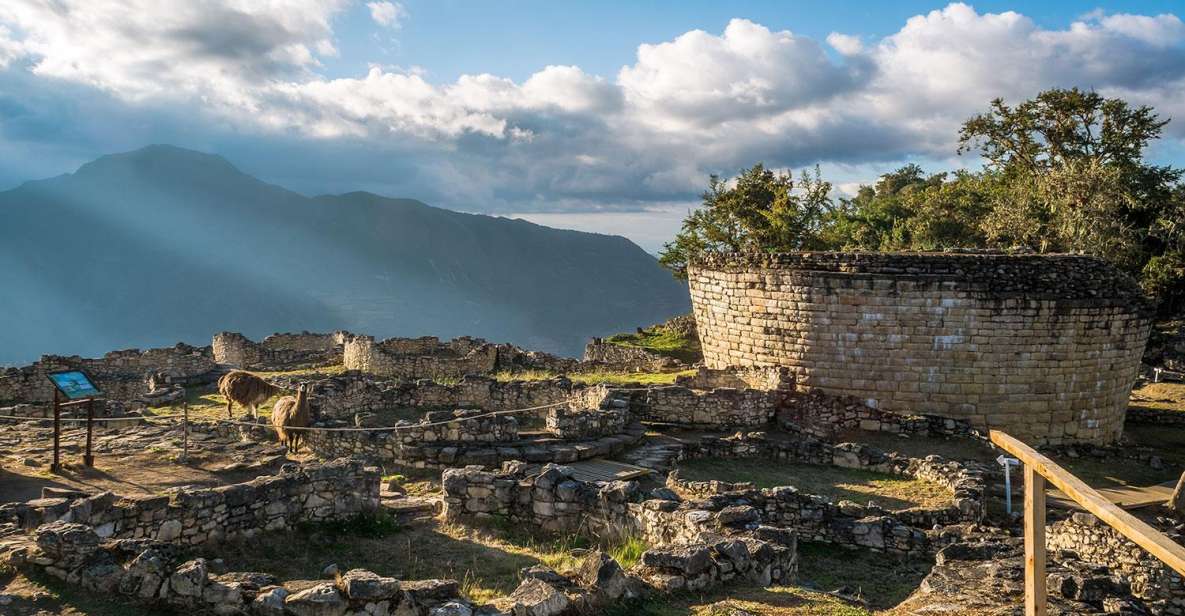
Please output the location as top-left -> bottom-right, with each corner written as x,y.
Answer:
990,430 -> 1185,615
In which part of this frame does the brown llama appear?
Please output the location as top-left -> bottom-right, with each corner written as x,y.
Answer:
271,383 -> 312,453
217,370 -> 284,420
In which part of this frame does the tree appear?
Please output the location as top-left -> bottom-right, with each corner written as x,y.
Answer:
658,164 -> 834,279
959,88 -> 1185,309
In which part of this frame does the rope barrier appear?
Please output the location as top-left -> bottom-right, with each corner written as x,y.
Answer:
0,412 -> 186,423
0,379 -> 659,435
208,398 -> 577,432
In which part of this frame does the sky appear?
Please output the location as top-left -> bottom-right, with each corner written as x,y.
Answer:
2,1 -> 1185,252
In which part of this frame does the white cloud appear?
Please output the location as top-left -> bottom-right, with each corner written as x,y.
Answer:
367,1 -> 407,29
2,2 -> 1185,216
826,32 -> 863,56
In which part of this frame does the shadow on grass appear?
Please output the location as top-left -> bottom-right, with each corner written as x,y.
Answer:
3,568 -> 175,616
189,516 -> 572,602
675,458 -> 952,511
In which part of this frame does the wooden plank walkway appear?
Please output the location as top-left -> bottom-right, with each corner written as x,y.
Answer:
563,458 -> 653,482
1048,480 -> 1177,511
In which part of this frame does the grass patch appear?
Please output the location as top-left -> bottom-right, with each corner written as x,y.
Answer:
196,519 -> 602,603
296,511 -> 401,539
606,325 -> 702,364
676,458 -> 953,511
494,368 -> 695,386
1130,381 -> 1185,414
796,542 -> 930,610
603,586 -> 872,616
569,369 -> 696,386
253,364 -> 349,378
607,534 -> 649,569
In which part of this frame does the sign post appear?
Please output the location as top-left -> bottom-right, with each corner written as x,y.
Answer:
45,370 -> 103,471
84,398 -> 96,467
51,388 -> 62,473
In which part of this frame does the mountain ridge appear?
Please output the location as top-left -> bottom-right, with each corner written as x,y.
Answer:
0,145 -> 689,364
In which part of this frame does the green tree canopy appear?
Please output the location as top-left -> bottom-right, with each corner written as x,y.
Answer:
660,88 -> 1185,312
658,164 -> 833,279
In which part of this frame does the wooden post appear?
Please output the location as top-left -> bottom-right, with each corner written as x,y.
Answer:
181,399 -> 190,463
51,389 -> 62,473
1169,471 -> 1185,514
83,398 -> 95,467
1024,464 -> 1047,616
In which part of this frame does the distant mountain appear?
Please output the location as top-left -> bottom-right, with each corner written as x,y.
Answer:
0,145 -> 689,364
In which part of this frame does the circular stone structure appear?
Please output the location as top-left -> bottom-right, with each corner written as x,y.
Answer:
688,252 -> 1155,445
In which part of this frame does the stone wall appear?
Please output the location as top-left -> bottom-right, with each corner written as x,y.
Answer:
300,418 -> 645,469
675,366 -> 794,391
7,524 -> 468,616
0,344 -> 218,407
545,406 -> 629,440
675,431 -> 986,527
1128,405 -> 1185,427
0,458 -> 379,545
343,335 -> 501,379
636,386 -> 785,428
582,340 -> 682,371
779,390 -> 986,441
212,331 -> 348,370
1048,512 -> 1185,613
393,409 -> 520,444
689,252 -> 1155,445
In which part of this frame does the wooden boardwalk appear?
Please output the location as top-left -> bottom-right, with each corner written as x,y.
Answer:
562,458 -> 653,482
1048,480 -> 1177,511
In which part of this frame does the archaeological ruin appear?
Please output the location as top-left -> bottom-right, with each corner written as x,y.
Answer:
689,252 -> 1156,445
1,292 -> 1182,615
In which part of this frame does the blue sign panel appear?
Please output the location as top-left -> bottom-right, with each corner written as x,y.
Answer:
47,370 -> 101,400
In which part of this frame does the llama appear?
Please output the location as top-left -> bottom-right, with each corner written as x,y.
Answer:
271,383 -> 312,453
217,370 -> 284,420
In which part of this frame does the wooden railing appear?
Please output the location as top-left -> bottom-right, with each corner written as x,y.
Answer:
990,430 -> 1185,616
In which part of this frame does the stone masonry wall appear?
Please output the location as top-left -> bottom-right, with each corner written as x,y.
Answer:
212,331 -> 348,370
635,385 -> 786,428
582,341 -> 682,371
0,459 -> 379,545
676,431 -> 986,526
689,252 -> 1155,445
0,344 -> 218,407
343,335 -> 500,379
1048,512 -> 1185,613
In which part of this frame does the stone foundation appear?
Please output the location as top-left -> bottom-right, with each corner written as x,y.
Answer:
0,458 -> 379,545
343,335 -> 500,379
1049,512 -> 1185,613
689,252 -> 1155,445
675,431 -> 986,526
0,344 -> 218,408
212,331 -> 349,369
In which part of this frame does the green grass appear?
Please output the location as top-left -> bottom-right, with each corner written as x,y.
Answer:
602,586 -> 872,616
676,458 -> 953,511
569,369 -> 696,386
606,325 -> 702,364
796,542 -> 931,610
607,534 -> 649,569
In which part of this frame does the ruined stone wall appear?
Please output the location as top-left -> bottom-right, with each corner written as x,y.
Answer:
272,373 -> 583,420
342,335 -> 500,379
0,459 -> 378,545
778,390 -> 985,441
689,253 -> 1155,445
582,341 -> 681,371
212,331 -> 348,370
637,386 -> 785,428
0,344 -> 217,406
676,431 -> 985,526
1048,513 -> 1185,611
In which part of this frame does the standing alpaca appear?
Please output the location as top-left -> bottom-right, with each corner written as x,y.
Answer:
271,383 -> 312,453
218,370 -> 284,420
